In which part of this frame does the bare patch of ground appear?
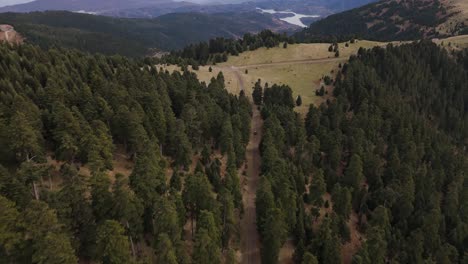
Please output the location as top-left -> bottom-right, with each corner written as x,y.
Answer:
279,238 -> 295,264
341,212 -> 364,264
0,25 -> 23,45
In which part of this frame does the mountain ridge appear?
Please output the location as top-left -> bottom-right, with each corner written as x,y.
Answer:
0,10 -> 296,56
296,0 -> 468,42
0,0 -> 378,18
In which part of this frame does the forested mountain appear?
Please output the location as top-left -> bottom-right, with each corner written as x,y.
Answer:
0,43 -> 252,263
296,0 -> 468,42
0,11 -> 295,56
252,41 -> 467,263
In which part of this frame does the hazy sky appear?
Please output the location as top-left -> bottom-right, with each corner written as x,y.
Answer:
0,0 -> 33,7
0,0 -> 247,7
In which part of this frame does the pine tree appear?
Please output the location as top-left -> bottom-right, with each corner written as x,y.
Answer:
331,184 -> 352,219
170,170 -> 182,192
296,95 -> 302,107
0,195 -> 21,259
302,252 -> 318,264
53,168 -> 96,257
95,220 -> 132,264
183,173 -> 216,237
170,120 -> 192,169
8,111 -> 43,162
261,208 -> 287,264
252,79 -> 263,105
366,226 -> 387,264
154,233 -> 178,264
309,169 -> 326,206
153,197 -> 181,242
197,210 -> 220,243
130,143 -> 166,208
256,178 -> 275,234
192,228 -> 221,264
219,117 -> 234,154
90,171 -> 113,222
86,120 -> 114,171
20,200 -> 77,263
343,154 -> 364,191
111,174 -> 143,255
32,233 -> 78,264
313,218 -> 342,264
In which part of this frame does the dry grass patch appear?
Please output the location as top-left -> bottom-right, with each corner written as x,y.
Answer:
434,34 -> 468,49
221,40 -> 391,66
159,40 -> 397,115
243,62 -> 340,113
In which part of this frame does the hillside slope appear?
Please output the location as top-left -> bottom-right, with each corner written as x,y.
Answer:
296,0 -> 468,41
0,11 -> 296,56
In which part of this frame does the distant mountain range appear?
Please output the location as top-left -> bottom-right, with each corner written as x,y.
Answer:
0,0 -> 383,57
0,0 -> 378,18
0,11 -> 296,56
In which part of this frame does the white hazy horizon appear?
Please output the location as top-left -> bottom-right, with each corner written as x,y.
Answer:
0,0 -> 34,7
0,0 -> 248,8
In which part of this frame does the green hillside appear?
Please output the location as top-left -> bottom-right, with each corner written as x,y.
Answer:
0,11 -> 293,57
296,0 -> 467,42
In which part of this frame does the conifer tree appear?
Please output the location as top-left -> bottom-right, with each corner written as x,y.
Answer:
155,233 -> 178,264
95,220 -> 132,264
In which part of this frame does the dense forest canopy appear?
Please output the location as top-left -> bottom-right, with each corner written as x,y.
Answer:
0,2 -> 467,261
0,43 -> 251,263
252,41 -> 467,263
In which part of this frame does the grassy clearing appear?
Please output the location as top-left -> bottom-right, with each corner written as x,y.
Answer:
161,35 -> 466,114
241,61 -> 339,113
222,40 -> 391,66
434,34 -> 468,49
160,40 -> 400,114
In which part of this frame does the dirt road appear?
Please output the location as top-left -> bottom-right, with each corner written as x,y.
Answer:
232,67 -> 246,91
240,105 -> 263,264
228,57 -> 346,69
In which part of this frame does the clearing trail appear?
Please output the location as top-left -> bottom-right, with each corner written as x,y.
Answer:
231,57 -> 346,69
240,105 -> 263,264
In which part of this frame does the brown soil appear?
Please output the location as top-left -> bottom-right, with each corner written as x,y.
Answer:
279,238 -> 295,264
341,212 -> 364,264
0,25 -> 23,45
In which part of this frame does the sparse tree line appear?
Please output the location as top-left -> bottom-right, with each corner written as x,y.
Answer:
0,43 -> 252,263
252,41 -> 467,263
161,30 -> 296,66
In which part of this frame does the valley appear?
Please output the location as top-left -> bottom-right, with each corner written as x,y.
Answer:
0,11 -> 297,56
